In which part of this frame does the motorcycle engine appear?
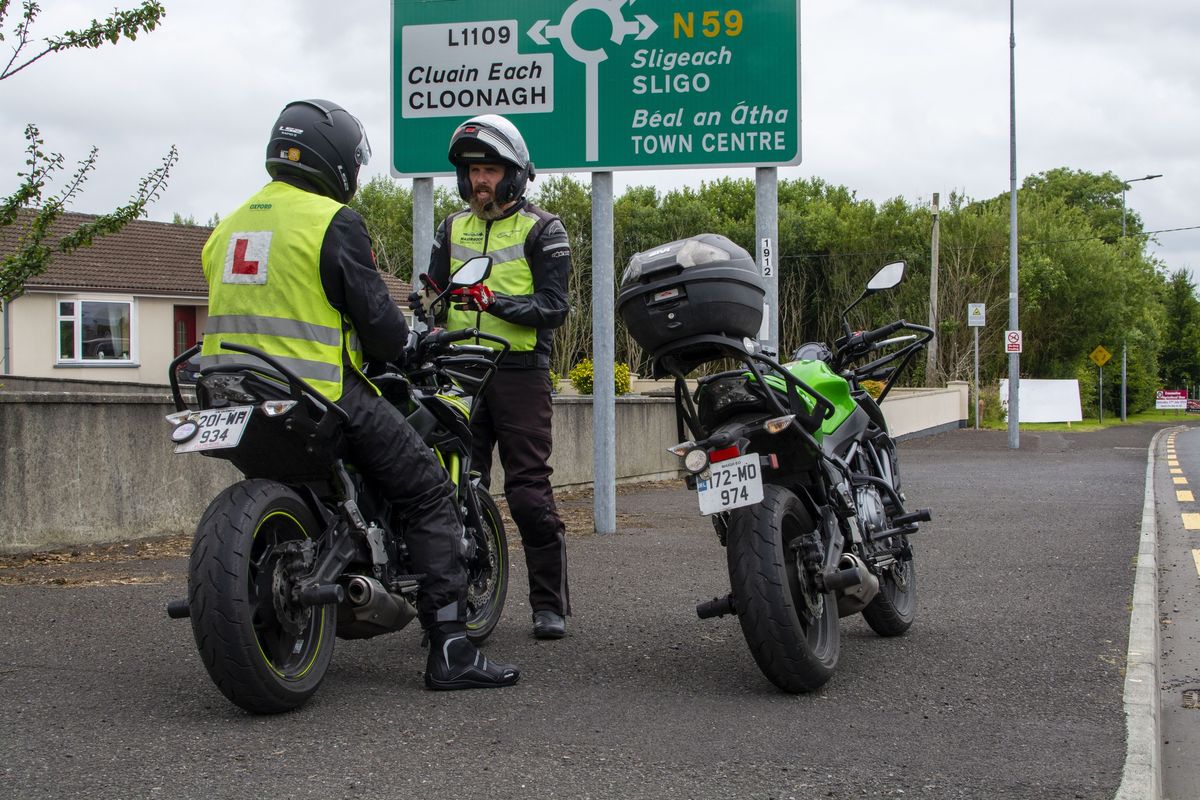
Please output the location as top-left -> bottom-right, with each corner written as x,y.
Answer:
854,484 -> 888,539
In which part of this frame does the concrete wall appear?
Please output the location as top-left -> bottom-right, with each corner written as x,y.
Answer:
0,379 -> 965,553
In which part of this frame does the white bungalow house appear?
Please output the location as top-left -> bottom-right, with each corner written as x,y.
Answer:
1,210 -> 411,385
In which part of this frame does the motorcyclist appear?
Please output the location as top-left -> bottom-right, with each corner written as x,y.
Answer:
199,99 -> 519,690
417,114 -> 573,639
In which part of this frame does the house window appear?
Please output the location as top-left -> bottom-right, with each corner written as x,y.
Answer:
56,298 -> 135,363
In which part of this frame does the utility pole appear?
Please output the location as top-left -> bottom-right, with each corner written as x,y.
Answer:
1118,173 -> 1162,422
926,192 -> 940,385
1007,0 -> 1021,449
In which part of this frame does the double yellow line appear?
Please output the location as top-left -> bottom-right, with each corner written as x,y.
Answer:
1168,432 -> 1200,576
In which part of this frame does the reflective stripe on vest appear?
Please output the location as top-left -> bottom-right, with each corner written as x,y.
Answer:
200,181 -> 361,401
447,209 -> 538,352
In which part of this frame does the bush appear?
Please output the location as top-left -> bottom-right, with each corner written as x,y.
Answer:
568,358 -> 631,396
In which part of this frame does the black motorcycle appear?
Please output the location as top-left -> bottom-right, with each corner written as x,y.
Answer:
165,258 -> 510,713
618,235 -> 933,692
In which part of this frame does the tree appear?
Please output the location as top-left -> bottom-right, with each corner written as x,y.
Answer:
1158,269 -> 1200,389
1,1 -> 176,303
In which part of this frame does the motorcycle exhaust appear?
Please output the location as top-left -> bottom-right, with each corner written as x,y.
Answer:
339,575 -> 417,639
696,592 -> 737,619
834,553 -> 881,617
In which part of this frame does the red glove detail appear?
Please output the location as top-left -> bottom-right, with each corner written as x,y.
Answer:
450,284 -> 495,312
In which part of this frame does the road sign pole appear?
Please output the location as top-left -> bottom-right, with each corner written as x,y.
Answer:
1099,366 -> 1104,425
974,327 -> 980,429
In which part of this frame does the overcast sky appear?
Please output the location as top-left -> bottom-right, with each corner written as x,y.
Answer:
3,1 -> 1197,277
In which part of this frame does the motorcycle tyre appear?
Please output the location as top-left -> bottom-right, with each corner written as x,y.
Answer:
464,487 -> 509,644
726,484 -> 839,693
187,479 -> 335,715
861,555 -> 917,637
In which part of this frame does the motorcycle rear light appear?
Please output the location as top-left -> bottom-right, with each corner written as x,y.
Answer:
260,400 -> 298,417
763,414 -> 796,434
708,445 -> 741,463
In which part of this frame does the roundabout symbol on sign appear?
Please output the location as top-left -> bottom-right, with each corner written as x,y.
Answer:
528,0 -> 658,161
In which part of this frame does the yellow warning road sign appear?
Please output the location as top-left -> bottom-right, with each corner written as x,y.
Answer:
1090,345 -> 1112,367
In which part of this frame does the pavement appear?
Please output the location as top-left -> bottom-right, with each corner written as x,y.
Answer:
0,422 -> 1192,799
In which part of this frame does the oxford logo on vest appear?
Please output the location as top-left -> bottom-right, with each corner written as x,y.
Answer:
223,231 -> 272,285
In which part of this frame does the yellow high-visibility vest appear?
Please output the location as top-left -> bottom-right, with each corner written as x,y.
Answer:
200,181 -> 362,401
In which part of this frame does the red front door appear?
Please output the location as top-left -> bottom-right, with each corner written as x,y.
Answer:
173,306 -> 197,356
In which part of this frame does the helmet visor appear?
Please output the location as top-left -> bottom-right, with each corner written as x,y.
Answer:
352,115 -> 371,167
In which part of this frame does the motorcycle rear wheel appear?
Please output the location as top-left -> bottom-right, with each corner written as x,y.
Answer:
726,484 -> 840,693
188,479 -> 335,714
464,487 -> 509,643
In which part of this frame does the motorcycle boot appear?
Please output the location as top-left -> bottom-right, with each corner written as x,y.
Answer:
424,626 -> 520,691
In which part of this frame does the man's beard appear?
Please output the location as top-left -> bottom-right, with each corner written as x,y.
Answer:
469,190 -> 507,220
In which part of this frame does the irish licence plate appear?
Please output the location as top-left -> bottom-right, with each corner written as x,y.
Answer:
696,454 -> 764,515
174,405 -> 254,454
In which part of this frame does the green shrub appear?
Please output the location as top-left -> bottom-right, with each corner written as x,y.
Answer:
568,358 -> 631,396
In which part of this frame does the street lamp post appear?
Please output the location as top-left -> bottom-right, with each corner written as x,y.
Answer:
1121,173 -> 1162,237
1118,173 -> 1162,422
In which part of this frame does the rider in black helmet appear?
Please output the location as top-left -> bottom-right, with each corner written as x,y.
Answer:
265,99 -> 372,204
201,99 -> 520,691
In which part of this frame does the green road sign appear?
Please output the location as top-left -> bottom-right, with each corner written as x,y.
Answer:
391,0 -> 801,176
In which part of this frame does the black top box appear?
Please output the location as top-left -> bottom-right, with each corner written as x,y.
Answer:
618,233 -> 765,361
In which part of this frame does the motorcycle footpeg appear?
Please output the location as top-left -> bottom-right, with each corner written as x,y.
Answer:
696,593 -> 737,619
817,567 -> 863,593
166,598 -> 190,619
891,509 -> 932,526
297,583 -> 345,606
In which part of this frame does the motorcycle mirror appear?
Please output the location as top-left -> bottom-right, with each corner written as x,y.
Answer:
866,261 -> 906,292
450,256 -> 492,288
840,261 -> 907,336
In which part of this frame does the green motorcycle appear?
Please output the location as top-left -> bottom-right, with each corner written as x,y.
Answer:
618,235 -> 933,692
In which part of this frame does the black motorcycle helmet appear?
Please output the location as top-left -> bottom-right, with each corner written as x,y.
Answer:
447,114 -> 535,204
265,99 -> 371,204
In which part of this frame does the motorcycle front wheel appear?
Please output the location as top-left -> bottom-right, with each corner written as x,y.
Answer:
464,486 -> 509,643
726,484 -> 840,693
187,479 -> 335,714
861,552 -> 917,636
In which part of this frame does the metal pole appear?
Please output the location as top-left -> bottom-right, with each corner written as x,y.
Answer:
412,177 -> 434,331
1121,338 -> 1127,422
927,193 -> 940,385
756,167 -> 779,357
592,171 -> 616,535
974,326 -> 980,430
1007,0 -> 1020,449
1099,366 -> 1103,425
1117,173 -> 1161,420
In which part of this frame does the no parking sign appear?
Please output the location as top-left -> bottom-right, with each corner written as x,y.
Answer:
1005,330 -> 1022,353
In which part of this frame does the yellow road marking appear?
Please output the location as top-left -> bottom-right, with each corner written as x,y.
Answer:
1174,477 -> 1189,485
1184,514 -> 1200,530
1194,549 -> 1200,577
1169,459 -> 1180,467
1179,490 -> 1195,502
1171,468 -> 1183,474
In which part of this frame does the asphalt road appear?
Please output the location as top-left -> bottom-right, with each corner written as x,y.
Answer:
0,424 -> 1184,800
